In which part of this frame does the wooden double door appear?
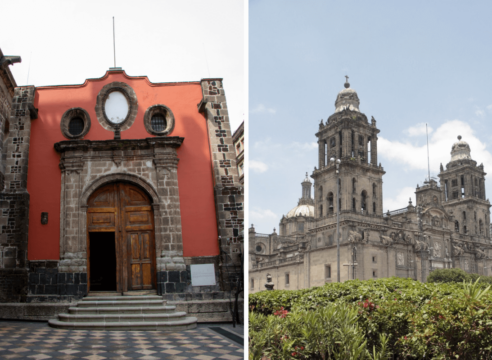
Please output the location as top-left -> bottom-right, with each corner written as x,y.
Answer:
87,183 -> 156,292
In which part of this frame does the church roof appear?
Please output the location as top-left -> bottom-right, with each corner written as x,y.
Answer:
285,204 -> 315,219
450,135 -> 472,162
334,77 -> 360,113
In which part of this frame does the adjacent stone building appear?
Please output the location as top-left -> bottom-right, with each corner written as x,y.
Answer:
0,49 -> 244,321
249,79 -> 492,293
233,121 -> 244,185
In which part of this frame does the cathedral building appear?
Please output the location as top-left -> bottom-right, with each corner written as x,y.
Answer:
0,48 -> 244,324
249,79 -> 491,293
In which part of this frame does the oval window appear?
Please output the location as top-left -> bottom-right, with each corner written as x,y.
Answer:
68,117 -> 84,136
256,245 -> 262,252
104,91 -> 129,124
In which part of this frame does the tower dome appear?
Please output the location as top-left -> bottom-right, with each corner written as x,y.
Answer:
285,204 -> 314,218
450,135 -> 472,162
335,76 -> 360,113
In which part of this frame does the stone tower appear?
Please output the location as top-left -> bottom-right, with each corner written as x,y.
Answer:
438,136 -> 490,238
313,78 -> 385,218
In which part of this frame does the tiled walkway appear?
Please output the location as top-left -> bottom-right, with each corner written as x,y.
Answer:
0,321 -> 244,359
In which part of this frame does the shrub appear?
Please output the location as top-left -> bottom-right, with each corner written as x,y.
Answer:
427,268 -> 492,285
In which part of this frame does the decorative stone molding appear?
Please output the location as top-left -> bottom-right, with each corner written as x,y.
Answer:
143,104 -> 175,136
94,82 -> 138,131
60,107 -> 91,139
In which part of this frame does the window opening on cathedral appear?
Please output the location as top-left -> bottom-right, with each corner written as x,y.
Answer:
319,205 -> 323,217
68,117 -> 84,136
255,245 -> 262,252
452,191 -> 459,199
359,135 -> 363,146
479,220 -> 483,235
324,141 -> 328,166
351,130 -> 355,157
367,137 -> 371,163
298,222 -> 304,233
444,180 -> 449,201
373,202 -> 376,213
330,137 -> 336,148
463,211 -> 466,220
452,179 -> 458,187
474,211 -> 477,220
372,270 -> 377,278
338,131 -> 342,158
372,183 -> 377,196
464,225 -> 467,234
339,197 -> 342,212
328,192 -> 334,214
361,191 -> 367,212
285,273 -> 290,285
455,221 -> 459,232
352,198 -> 356,211
352,178 -> 356,193
325,265 -> 331,279
318,186 -> 323,201
372,255 -> 377,263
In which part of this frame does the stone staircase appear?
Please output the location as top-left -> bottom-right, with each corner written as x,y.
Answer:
48,293 -> 197,331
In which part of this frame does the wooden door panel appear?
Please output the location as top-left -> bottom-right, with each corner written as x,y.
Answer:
141,233 -> 150,259
142,263 -> 152,287
131,264 -> 142,288
88,212 -> 115,232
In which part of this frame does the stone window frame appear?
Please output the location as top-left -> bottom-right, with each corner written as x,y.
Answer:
60,108 -> 91,139
325,264 -> 332,281
372,269 -> 378,278
143,104 -> 175,136
95,82 -> 138,131
372,255 -> 377,264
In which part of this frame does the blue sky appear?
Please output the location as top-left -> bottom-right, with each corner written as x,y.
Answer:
249,0 -> 492,233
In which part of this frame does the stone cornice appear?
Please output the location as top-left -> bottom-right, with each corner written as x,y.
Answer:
54,137 -> 184,153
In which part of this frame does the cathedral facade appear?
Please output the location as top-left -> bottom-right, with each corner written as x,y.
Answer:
0,49 -> 244,321
249,79 -> 491,293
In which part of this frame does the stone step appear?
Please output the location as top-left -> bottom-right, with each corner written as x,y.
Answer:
78,300 -> 164,308
81,295 -> 163,302
48,317 -> 198,331
58,311 -> 187,323
170,299 -> 244,323
68,305 -> 177,315
86,290 -> 157,297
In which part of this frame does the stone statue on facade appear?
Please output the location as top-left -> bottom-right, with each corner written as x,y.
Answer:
380,235 -> 393,246
452,242 -> 465,256
348,230 -> 365,243
265,274 -> 275,291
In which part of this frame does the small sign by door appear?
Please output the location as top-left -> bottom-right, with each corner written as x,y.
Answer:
190,264 -> 216,286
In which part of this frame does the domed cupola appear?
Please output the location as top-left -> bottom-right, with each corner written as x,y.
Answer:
335,76 -> 360,113
450,135 -> 472,162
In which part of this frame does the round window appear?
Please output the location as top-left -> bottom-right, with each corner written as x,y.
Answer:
256,245 -> 262,252
151,114 -> 167,132
68,117 -> 84,136
104,91 -> 129,124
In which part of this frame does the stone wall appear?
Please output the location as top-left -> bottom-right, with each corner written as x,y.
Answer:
198,79 -> 244,290
0,86 -> 36,302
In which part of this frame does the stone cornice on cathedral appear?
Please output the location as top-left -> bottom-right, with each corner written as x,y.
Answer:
440,161 -> 485,176
312,159 -> 385,178
442,196 -> 491,208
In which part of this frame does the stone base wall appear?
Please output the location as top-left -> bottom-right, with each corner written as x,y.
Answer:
0,268 -> 27,302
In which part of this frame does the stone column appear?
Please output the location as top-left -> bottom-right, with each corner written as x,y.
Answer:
198,79 -> 244,291
371,135 -> 378,165
318,140 -> 324,169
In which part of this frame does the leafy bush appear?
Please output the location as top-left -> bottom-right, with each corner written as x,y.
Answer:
427,268 -> 492,285
249,277 -> 492,359
249,304 -> 390,360
397,296 -> 492,359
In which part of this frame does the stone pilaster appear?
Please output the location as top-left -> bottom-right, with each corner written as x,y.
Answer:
198,79 -> 244,290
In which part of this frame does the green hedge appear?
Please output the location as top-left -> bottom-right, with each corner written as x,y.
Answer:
249,277 -> 492,359
427,268 -> 492,285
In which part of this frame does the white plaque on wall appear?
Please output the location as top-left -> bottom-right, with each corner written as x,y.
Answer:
190,264 -> 216,286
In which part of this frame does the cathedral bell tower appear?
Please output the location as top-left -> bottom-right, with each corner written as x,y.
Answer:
438,136 -> 490,237
312,78 -> 385,219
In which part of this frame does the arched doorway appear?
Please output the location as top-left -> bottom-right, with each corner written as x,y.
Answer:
87,182 -> 156,293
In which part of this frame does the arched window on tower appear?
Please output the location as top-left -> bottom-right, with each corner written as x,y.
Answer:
319,205 -> 323,217
318,186 -> 323,201
455,221 -> 460,233
327,192 -> 334,214
339,197 -> 342,212
367,137 -> 371,164
361,191 -> 367,212
372,183 -> 377,197
463,211 -> 466,220
373,202 -> 376,214
324,141 -> 328,167
352,198 -> 356,212
352,178 -> 356,194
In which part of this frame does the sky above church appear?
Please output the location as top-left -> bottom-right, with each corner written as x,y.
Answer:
249,0 -> 492,233
0,0 -> 245,132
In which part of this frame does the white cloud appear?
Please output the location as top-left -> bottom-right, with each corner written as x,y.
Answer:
250,208 -> 278,221
254,138 -> 317,152
251,104 -> 276,114
405,123 -> 433,137
250,160 -> 268,173
384,187 -> 415,212
290,141 -> 318,150
379,120 -> 492,176
486,104 -> 492,111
